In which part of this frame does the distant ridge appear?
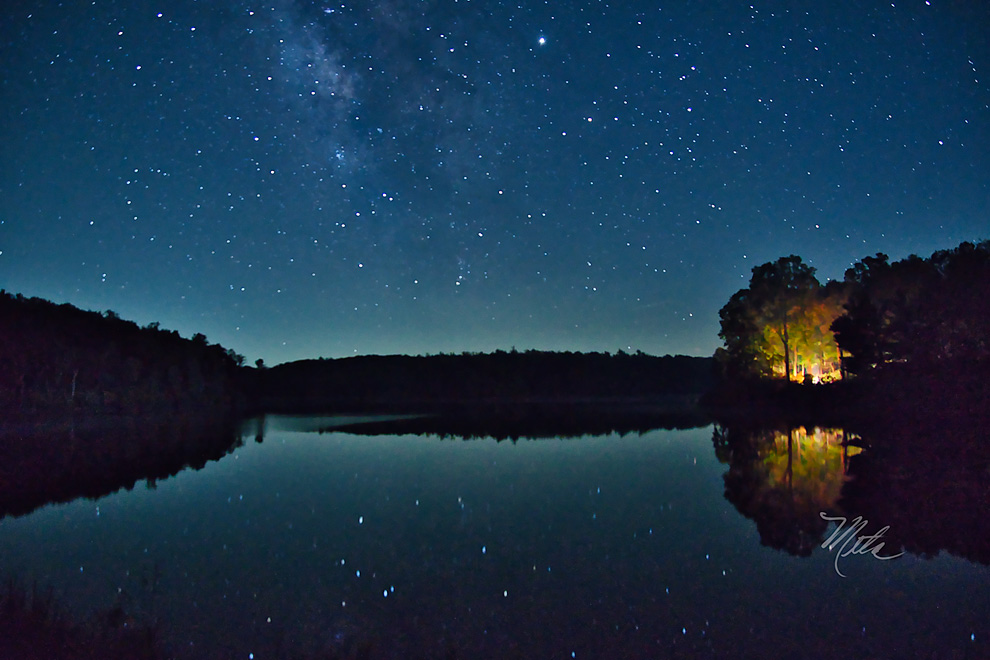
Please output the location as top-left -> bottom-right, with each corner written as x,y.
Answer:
248,350 -> 716,413
0,289 -> 716,419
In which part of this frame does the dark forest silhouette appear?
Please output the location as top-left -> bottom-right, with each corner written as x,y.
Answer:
0,291 -> 245,420
1,290 -> 716,421
710,239 -> 990,424
249,350 -> 716,414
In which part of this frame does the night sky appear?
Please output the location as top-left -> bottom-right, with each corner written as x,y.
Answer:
2,1 -> 988,365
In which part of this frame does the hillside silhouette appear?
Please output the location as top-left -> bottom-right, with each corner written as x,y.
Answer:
0,290 -> 245,421
248,350 -> 716,414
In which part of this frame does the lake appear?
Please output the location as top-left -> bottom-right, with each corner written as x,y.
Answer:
1,416 -> 988,659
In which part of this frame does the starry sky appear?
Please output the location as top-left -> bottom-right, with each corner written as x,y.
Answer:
2,1 -> 988,365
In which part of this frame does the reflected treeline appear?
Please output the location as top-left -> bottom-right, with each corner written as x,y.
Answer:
715,419 -> 990,565
0,416 -> 244,519
714,424 -> 861,556
838,415 -> 990,566
257,403 -> 712,442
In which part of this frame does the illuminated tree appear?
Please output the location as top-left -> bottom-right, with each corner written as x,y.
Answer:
792,283 -> 847,381
749,256 -> 821,379
717,287 -> 774,379
719,256 -> 843,381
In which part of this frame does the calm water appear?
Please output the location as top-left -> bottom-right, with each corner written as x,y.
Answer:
1,417 -> 988,659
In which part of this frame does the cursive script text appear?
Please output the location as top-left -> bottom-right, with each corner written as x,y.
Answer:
819,513 -> 904,577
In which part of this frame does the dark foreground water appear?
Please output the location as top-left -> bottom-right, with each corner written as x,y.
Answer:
1,416 -> 988,659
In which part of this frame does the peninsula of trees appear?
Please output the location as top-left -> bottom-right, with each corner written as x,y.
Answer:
713,239 -> 990,420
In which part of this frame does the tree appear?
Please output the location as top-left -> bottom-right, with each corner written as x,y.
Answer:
833,241 -> 990,374
718,288 -> 772,379
748,256 -> 820,380
832,252 -> 934,374
718,256 -> 837,381
792,282 -> 847,382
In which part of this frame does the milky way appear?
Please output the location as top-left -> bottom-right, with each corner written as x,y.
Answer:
1,1 -> 987,363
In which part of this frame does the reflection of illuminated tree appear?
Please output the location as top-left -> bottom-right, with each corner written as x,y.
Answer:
762,427 -> 857,507
716,424 -> 861,556
719,418 -> 990,565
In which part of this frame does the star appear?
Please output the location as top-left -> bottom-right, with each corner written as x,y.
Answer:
0,0 -> 985,363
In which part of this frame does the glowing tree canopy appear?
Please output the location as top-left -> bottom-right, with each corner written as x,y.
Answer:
718,256 -> 845,382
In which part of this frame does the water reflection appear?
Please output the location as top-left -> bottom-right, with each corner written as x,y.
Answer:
1,415 -> 988,658
714,419 -> 990,566
0,415 -> 243,519
840,416 -> 990,566
714,425 -> 861,555
269,402 -> 713,441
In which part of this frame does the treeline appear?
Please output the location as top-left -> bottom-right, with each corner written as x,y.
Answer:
0,290 -> 245,419
833,240 -> 990,375
717,239 -> 990,388
0,289 -> 716,419
250,350 -> 716,413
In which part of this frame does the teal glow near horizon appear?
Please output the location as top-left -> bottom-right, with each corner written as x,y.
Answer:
1,2 -> 987,364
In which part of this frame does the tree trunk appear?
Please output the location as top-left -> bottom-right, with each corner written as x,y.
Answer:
781,312 -> 791,380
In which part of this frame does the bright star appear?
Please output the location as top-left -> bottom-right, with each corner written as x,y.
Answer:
538,36 -> 546,45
